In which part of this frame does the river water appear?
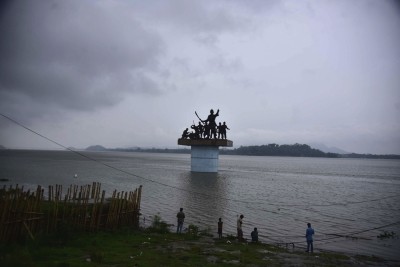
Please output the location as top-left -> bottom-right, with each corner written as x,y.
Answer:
1,150 -> 399,260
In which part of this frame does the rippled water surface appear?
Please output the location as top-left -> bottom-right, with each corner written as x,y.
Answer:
1,150 -> 399,260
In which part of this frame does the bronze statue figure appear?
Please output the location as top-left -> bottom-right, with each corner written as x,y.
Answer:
221,121 -> 230,139
181,128 -> 189,139
180,109 -> 229,140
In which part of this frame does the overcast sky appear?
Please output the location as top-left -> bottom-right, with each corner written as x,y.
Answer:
0,0 -> 399,154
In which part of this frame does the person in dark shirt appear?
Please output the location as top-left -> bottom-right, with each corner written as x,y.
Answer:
176,208 -> 185,234
218,218 -> 223,239
251,227 -> 258,242
237,214 -> 244,241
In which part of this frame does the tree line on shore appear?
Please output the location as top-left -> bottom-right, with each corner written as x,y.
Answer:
84,144 -> 400,159
221,143 -> 338,157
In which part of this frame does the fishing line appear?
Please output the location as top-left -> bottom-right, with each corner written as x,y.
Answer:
263,193 -> 400,208
269,220 -> 400,246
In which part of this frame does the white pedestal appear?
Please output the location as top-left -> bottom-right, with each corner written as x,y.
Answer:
191,146 -> 219,172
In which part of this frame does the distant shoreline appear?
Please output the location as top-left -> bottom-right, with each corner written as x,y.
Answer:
2,144 -> 399,160
83,144 -> 400,160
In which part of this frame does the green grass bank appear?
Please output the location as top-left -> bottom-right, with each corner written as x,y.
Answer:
0,220 -> 398,267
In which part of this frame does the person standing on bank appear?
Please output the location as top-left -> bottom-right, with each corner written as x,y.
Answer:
251,227 -> 258,242
176,208 -> 185,234
237,214 -> 244,241
218,218 -> 223,239
305,223 -> 315,253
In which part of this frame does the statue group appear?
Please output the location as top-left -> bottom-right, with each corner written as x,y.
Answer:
181,109 -> 230,140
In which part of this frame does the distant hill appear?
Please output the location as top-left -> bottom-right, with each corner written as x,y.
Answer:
221,143 -> 338,158
85,145 -> 107,151
309,143 -> 348,154
0,145 -> 6,150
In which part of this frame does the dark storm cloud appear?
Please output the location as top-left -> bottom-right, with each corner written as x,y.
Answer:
0,0 -> 163,115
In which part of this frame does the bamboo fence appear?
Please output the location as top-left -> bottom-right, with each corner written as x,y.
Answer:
0,182 -> 142,242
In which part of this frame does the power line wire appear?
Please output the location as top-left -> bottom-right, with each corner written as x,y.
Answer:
0,113 -> 274,205
1,112 -> 399,209
2,113 -> 400,245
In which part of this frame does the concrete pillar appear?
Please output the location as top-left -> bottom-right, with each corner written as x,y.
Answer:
191,146 -> 219,172
178,138 -> 232,173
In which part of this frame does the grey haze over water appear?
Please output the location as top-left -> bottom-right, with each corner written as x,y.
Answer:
1,150 -> 399,261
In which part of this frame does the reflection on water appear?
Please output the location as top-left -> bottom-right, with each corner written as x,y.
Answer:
0,150 -> 399,261
178,172 -> 230,227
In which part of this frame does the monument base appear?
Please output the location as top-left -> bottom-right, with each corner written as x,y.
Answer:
178,138 -> 232,147
191,146 -> 219,172
177,138 -> 233,173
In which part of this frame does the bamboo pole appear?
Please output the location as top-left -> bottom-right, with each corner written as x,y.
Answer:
0,183 -> 143,242
96,190 -> 105,230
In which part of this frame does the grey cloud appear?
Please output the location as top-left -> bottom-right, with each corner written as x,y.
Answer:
138,0 -> 249,35
225,0 -> 282,13
193,33 -> 219,46
0,0 -> 399,154
0,0 -> 164,115
207,55 -> 243,73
